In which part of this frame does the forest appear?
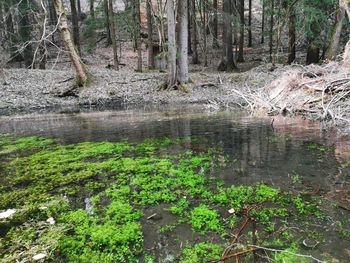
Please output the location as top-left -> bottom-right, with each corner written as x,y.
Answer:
1,1 -> 350,263
0,0 -> 350,123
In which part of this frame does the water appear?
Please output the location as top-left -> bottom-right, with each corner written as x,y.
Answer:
0,105 -> 349,261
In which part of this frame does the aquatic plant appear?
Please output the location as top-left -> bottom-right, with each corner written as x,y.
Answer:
180,242 -> 223,263
190,204 -> 223,234
0,135 -> 345,262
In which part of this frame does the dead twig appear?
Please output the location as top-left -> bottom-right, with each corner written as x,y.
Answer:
208,248 -> 259,262
247,245 -> 326,263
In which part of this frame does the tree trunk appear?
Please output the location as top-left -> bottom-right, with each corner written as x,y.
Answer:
201,0 -> 208,66
213,0 -> 219,48
248,0 -> 252,47
90,0 -> 95,19
224,0 -> 237,71
89,0 -> 96,51
146,0 -> 155,69
18,1 -> 33,68
191,0 -> 200,64
48,0 -> 57,26
77,0 -> 82,19
261,0 -> 265,44
326,6 -> 345,61
269,0 -> 274,62
167,0 -> 177,87
54,0 -> 90,86
133,0 -> 142,72
0,2 -> 4,41
70,0 -> 81,54
237,0 -> 244,62
178,0 -> 189,84
306,21 -> 320,65
6,8 -> 16,61
286,6 -> 296,64
104,0 -> 112,45
340,0 -> 350,68
108,0 -> 119,70
188,0 -> 193,54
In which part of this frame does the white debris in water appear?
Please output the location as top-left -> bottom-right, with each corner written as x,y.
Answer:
84,197 -> 93,215
228,208 -> 235,214
0,209 -> 16,219
46,217 -> 55,225
32,253 -> 46,260
164,254 -> 175,262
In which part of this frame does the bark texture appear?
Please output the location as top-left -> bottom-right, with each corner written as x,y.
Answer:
108,0 -> 119,70
146,0 -> 155,69
167,0 -> 176,87
54,0 -> 90,86
191,0 -> 200,64
178,0 -> 189,83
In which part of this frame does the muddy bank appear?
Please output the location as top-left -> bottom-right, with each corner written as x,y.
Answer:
0,66 -> 274,115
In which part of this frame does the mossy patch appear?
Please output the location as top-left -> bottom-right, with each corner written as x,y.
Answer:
0,135 -> 346,262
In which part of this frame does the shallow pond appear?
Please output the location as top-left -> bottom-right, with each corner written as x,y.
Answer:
0,106 -> 349,262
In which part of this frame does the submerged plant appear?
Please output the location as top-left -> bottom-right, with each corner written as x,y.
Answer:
180,242 -> 223,263
190,204 -> 223,234
0,135 -> 344,262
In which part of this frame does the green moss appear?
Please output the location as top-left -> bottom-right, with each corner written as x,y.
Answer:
168,198 -> 190,216
0,135 -> 340,262
190,204 -> 223,234
0,135 -> 55,154
180,242 -> 223,263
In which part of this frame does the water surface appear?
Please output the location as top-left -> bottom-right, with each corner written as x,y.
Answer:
0,106 -> 349,261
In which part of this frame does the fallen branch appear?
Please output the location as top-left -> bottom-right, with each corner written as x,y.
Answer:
208,248 -> 259,262
108,77 -> 157,85
58,77 -> 74,84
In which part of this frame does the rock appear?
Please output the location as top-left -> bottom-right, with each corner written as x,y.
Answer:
0,209 -> 16,219
32,253 -> 46,260
147,213 -> 163,220
46,217 -> 55,225
228,208 -> 235,214
302,238 -> 319,248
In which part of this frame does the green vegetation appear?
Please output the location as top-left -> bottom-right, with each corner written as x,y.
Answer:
190,204 -> 223,234
180,242 -> 223,263
0,135 -> 346,262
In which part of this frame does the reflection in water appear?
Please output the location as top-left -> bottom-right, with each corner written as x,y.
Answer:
0,107 -> 338,191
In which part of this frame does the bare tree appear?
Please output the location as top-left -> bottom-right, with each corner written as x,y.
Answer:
191,0 -> 200,64
133,0 -> 142,72
326,3 -> 345,61
146,0 -> 155,69
54,0 -> 90,86
108,0 -> 119,69
167,0 -> 176,87
341,0 -> 350,68
178,0 -> 189,83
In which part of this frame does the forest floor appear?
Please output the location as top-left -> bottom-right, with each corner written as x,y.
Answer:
0,41 -> 273,115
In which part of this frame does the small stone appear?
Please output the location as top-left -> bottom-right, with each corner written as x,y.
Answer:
32,253 -> 46,260
46,217 -> 55,225
0,209 -> 16,219
302,238 -> 319,248
39,206 -> 48,210
228,208 -> 235,214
